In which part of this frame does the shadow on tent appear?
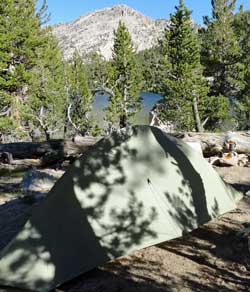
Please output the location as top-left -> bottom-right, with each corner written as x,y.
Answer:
0,126 -> 225,291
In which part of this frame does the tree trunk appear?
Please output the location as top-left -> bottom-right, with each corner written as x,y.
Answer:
45,130 -> 50,142
193,97 -> 203,133
63,112 -> 68,139
120,84 -> 128,129
119,115 -> 127,129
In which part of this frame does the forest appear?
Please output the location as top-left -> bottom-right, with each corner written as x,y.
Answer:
0,0 -> 249,143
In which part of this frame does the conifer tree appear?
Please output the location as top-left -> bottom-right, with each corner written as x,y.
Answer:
0,0 -> 19,134
22,32 -> 66,140
67,51 -> 94,136
160,0 -> 208,132
233,8 -> 250,129
6,0 -> 46,94
105,21 -> 142,129
202,0 -> 244,99
0,0 -> 50,137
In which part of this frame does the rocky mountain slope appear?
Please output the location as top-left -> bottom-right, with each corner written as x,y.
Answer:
52,4 -> 168,60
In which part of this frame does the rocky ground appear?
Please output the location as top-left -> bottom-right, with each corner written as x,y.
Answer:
0,165 -> 249,292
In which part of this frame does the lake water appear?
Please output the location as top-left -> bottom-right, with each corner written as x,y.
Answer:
91,92 -> 162,125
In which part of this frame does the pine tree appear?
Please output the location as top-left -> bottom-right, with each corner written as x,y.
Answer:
0,0 -> 19,134
105,21 -> 142,129
233,8 -> 250,129
6,0 -> 46,94
202,0 -> 244,99
160,0 -> 208,132
67,51 -> 94,136
0,0 -> 50,137
22,32 -> 66,140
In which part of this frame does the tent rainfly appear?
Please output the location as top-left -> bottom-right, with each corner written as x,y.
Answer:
0,126 -> 242,291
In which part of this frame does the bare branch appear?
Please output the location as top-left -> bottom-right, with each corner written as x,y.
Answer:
35,107 -> 48,131
67,103 -> 80,131
93,75 -> 124,97
93,85 -> 114,97
0,106 -> 11,117
202,117 -> 209,128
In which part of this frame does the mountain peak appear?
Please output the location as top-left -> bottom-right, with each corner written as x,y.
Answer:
53,5 -> 168,60
110,3 -> 131,10
94,4 -> 140,14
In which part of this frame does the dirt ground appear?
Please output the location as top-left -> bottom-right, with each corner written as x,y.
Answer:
0,166 -> 250,292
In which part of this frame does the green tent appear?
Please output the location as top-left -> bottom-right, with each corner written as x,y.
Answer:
0,126 -> 242,291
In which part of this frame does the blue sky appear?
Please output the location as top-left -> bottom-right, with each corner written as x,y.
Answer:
38,0 -> 250,25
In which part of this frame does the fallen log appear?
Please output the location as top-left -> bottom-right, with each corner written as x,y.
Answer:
0,152 -> 13,164
171,131 -> 250,156
0,131 -> 249,161
208,153 -> 249,167
0,136 -> 100,160
64,136 -> 101,157
0,140 -> 63,159
11,159 -> 42,166
0,163 -> 31,175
